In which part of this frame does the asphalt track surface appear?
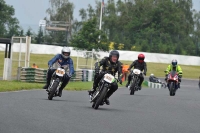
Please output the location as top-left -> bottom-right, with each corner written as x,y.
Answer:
0,79 -> 200,133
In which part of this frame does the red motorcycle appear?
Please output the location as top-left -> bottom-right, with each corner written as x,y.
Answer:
166,70 -> 179,96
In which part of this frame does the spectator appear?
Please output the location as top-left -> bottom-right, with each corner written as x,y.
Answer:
32,63 -> 38,68
122,64 -> 129,81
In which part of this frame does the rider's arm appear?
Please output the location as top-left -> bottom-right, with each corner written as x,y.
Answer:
48,54 -> 59,66
128,60 -> 136,70
98,57 -> 107,66
94,58 -> 107,73
118,61 -> 123,78
165,65 -> 171,75
68,58 -> 75,76
177,65 -> 183,77
143,62 -> 147,75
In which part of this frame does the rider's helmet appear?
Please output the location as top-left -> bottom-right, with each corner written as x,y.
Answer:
138,53 -> 145,63
150,73 -> 154,77
109,50 -> 119,63
171,59 -> 177,67
61,47 -> 71,59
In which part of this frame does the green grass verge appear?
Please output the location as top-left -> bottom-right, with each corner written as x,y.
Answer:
0,80 -> 148,92
1,51 -> 200,79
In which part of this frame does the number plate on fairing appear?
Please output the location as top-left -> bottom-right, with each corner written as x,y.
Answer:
104,74 -> 115,83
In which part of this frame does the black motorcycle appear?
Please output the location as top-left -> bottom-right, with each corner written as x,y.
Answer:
90,72 -> 119,110
47,67 -> 65,100
129,69 -> 141,95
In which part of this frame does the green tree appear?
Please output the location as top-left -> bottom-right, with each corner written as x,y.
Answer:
35,27 -> 44,44
0,0 -> 21,37
70,17 -> 109,51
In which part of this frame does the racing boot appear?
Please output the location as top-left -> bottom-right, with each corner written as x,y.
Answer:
88,84 -> 97,95
43,80 -> 50,92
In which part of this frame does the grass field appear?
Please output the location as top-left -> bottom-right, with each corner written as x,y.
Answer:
0,51 -> 200,79
0,80 -> 130,92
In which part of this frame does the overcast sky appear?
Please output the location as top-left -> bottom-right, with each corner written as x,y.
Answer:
5,0 -> 200,33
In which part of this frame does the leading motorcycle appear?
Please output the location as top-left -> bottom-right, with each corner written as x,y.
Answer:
47,67 -> 65,100
89,72 -> 119,110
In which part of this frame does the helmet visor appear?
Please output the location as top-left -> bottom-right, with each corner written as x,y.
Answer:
63,52 -> 70,56
172,62 -> 177,66
138,57 -> 144,60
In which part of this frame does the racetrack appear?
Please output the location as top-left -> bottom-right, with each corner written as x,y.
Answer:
0,79 -> 200,133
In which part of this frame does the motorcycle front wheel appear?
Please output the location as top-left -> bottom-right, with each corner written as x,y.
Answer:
94,87 -> 108,110
48,81 -> 59,100
130,78 -> 136,95
169,82 -> 175,96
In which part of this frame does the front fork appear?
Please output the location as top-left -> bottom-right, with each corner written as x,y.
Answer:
48,78 -> 62,93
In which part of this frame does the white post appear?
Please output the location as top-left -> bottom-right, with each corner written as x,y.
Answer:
3,58 -> 12,80
91,50 -> 94,70
25,36 -> 31,67
19,38 -> 22,67
98,0 -> 103,40
76,51 -> 79,70
99,2 -> 103,31
25,36 -> 28,67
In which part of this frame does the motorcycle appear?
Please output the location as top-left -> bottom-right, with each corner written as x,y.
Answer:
166,70 -> 179,96
90,72 -> 119,110
149,78 -> 167,88
129,69 -> 141,95
47,67 -> 65,100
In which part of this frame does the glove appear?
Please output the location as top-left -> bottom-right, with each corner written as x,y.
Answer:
178,75 -> 182,82
95,70 -> 99,75
143,72 -> 146,76
68,73 -> 72,78
165,74 -> 168,81
48,65 -> 53,69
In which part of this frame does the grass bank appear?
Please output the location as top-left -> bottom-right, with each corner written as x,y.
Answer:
0,80 -> 133,92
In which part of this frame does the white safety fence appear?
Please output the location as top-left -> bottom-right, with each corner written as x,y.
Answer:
148,81 -> 162,89
1,43 -> 200,66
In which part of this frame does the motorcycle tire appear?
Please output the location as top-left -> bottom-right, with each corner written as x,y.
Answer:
94,87 -> 108,110
48,81 -> 59,100
169,82 -> 175,96
130,78 -> 136,95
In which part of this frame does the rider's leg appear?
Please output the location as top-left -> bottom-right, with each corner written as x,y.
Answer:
58,74 -> 70,97
138,74 -> 144,90
104,82 -> 118,105
43,69 -> 56,89
126,74 -> 132,87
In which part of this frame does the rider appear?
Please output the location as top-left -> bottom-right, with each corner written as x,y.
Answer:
88,50 -> 123,105
43,46 -> 75,97
149,73 -> 159,83
126,53 -> 147,90
165,59 -> 183,88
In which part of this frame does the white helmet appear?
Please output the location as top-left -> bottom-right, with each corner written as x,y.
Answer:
61,47 -> 71,59
150,73 -> 154,76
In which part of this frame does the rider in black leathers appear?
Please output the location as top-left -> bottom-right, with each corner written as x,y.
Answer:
126,54 -> 147,90
88,50 -> 123,105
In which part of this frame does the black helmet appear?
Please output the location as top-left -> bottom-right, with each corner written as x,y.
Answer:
109,50 -> 119,61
